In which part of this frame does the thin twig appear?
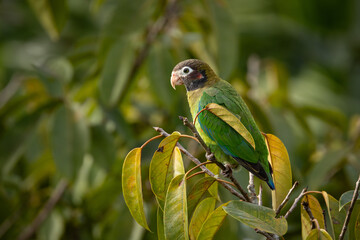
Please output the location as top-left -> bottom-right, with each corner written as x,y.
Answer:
248,173 -> 258,204
302,200 -> 319,230
141,134 -> 163,149
225,166 -> 252,202
179,116 -> 251,202
185,161 -> 214,178
154,127 -> 246,201
284,187 -> 308,219
339,174 -> 360,240
186,171 -> 205,180
17,179 -> 68,240
258,184 -> 263,206
275,181 -> 299,217
255,229 -> 275,240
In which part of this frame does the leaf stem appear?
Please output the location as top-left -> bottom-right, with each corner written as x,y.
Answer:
140,134 -> 163,149
185,161 -> 214,179
180,134 -> 200,143
193,107 -> 209,125
186,171 -> 205,180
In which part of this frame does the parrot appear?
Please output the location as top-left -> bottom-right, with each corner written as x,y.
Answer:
170,59 -> 275,190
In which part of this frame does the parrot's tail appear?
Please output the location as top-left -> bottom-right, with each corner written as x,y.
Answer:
266,175 -> 275,190
233,156 -> 275,190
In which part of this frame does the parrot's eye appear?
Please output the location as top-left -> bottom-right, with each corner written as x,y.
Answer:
181,66 -> 193,75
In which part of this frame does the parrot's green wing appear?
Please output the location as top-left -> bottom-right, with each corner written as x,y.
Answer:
196,80 -> 274,189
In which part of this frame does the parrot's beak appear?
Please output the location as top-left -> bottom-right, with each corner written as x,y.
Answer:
170,71 -> 183,90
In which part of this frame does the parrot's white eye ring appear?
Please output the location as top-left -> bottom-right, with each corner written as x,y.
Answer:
181,66 -> 193,75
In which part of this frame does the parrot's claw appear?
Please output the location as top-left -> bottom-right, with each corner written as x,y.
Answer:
205,152 -> 215,162
221,164 -> 233,178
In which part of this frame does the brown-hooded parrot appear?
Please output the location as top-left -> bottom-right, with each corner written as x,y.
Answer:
170,59 -> 275,190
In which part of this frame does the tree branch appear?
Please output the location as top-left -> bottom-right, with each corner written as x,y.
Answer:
248,173 -> 258,204
17,179 -> 68,240
339,174 -> 360,240
154,127 -> 246,201
284,187 -> 308,219
178,116 -> 251,202
275,181 -> 299,217
302,200 -> 320,230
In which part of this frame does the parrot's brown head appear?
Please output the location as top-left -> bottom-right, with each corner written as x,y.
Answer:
171,59 -> 218,91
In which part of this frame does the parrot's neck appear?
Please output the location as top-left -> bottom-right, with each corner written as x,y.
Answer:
187,88 -> 205,118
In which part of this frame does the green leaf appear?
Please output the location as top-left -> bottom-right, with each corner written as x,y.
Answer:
339,190 -> 360,211
305,229 -> 333,240
28,0 -> 68,40
263,133 -> 292,210
122,148 -> 150,231
149,132 -> 183,207
301,195 -> 325,240
187,177 -> 217,215
197,202 -> 229,240
164,174 -> 188,240
99,38 -> 136,107
189,197 -> 216,240
322,191 -> 346,239
51,105 -> 89,179
157,207 -> 165,240
205,103 -> 255,149
223,200 -> 288,236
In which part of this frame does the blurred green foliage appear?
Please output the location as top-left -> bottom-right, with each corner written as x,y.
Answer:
0,0 -> 359,239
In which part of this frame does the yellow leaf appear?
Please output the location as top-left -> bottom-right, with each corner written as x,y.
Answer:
263,133 -> 292,210
205,103 -> 255,150
122,148 -> 150,231
301,195 -> 325,240
149,132 -> 182,207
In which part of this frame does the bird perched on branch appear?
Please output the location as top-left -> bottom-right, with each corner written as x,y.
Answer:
170,59 -> 275,190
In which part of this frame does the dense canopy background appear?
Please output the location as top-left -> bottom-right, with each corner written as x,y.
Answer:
0,0 -> 359,239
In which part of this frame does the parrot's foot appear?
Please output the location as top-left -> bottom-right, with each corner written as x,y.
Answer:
205,152 -> 215,162
221,164 -> 233,178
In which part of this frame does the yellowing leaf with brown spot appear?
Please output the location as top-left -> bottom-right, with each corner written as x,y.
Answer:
263,133 -> 292,210
301,195 -> 325,240
122,148 -> 150,231
205,103 -> 255,150
149,132 -> 183,208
